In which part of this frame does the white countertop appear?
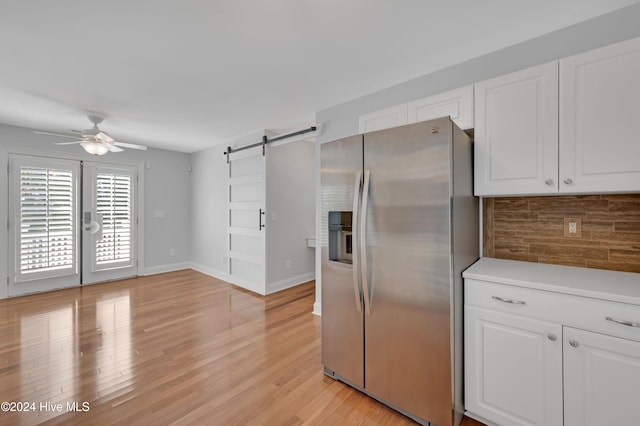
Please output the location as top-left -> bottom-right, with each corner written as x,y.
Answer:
463,258 -> 640,306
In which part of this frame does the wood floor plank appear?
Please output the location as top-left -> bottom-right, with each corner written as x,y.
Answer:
0,270 -> 485,425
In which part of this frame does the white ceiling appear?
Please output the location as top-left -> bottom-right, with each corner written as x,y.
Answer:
0,1 -> 637,153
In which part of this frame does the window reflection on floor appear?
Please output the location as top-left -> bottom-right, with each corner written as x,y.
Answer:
95,294 -> 132,396
20,305 -> 76,400
19,292 -> 132,403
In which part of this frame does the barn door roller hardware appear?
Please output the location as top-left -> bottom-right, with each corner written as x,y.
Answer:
224,126 -> 317,163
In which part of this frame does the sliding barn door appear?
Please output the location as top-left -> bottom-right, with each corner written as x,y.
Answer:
8,155 -> 81,296
82,162 -> 138,284
227,146 -> 266,294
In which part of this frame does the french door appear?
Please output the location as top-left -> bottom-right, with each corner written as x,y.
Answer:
8,155 -> 138,296
82,162 -> 137,284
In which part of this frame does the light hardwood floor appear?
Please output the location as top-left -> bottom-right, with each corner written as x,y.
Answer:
0,270 -> 484,425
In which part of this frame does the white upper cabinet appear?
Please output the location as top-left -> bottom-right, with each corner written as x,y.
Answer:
475,36 -> 640,196
358,85 -> 473,134
560,37 -> 640,193
407,85 -> 474,129
358,104 -> 408,133
474,62 -> 559,196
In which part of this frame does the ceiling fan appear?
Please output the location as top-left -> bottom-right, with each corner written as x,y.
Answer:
35,115 -> 148,156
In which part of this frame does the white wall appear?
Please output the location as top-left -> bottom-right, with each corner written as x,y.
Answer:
266,140 -> 315,293
142,148 -> 191,274
313,3 -> 640,314
189,144 -> 228,276
0,121 -> 191,298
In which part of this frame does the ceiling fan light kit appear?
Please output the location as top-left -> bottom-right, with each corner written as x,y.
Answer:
35,114 -> 148,156
81,140 -> 110,156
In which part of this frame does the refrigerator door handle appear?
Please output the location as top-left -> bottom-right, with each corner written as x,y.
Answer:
360,170 -> 372,315
351,171 -> 363,312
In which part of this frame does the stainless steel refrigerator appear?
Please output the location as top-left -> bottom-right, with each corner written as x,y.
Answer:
321,117 -> 478,426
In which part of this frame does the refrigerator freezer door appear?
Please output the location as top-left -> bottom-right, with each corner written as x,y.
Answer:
321,134 -> 365,387
363,118 -> 453,425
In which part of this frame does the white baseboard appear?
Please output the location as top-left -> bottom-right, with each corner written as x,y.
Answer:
143,262 -> 190,276
266,272 -> 315,295
313,301 -> 321,316
189,262 -> 224,280
189,263 -> 316,300
189,262 -> 266,295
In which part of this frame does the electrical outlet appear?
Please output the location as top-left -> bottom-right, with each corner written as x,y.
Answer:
169,249 -> 176,257
285,259 -> 291,269
564,217 -> 582,238
222,256 -> 228,265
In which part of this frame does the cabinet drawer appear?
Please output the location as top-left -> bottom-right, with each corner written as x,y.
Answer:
465,279 -> 640,342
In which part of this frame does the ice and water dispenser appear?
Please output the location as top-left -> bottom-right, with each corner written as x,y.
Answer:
328,211 -> 353,264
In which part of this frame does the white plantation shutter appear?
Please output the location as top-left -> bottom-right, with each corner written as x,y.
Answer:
95,172 -> 132,265
11,156 -> 79,283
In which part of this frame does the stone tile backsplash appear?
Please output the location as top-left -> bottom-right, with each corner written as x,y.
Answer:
483,194 -> 640,273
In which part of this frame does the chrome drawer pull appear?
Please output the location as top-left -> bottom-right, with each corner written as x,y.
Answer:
605,316 -> 640,328
492,296 -> 526,305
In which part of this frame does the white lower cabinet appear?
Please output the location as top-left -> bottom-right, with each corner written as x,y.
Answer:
465,307 -> 563,426
463,259 -> 640,426
563,327 -> 640,426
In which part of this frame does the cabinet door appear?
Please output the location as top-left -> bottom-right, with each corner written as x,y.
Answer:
564,327 -> 640,426
465,306 -> 563,426
474,62 -> 559,196
407,85 -> 473,129
358,104 -> 408,133
560,37 -> 640,193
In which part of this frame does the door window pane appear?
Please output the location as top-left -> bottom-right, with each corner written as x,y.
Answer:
95,172 -> 132,265
11,156 -> 78,284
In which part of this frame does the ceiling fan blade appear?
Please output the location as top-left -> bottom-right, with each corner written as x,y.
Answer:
108,145 -> 124,153
113,141 -> 148,150
34,131 -> 79,139
54,141 -> 83,145
96,131 -> 114,143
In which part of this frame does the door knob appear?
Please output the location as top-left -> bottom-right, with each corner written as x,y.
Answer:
569,339 -> 579,348
564,178 -> 574,185
545,179 -> 554,186
547,333 -> 557,341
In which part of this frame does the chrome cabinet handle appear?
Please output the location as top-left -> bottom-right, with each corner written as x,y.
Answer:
547,333 -> 557,341
259,209 -> 265,230
360,170 -> 372,315
606,316 -> 640,328
545,179 -> 554,186
564,178 -> 573,185
492,296 -> 526,305
569,339 -> 579,348
351,171 -> 363,312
